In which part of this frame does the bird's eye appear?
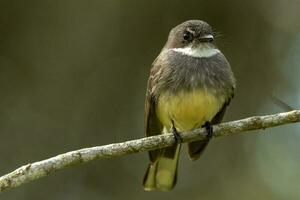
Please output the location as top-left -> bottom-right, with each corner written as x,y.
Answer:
183,31 -> 193,41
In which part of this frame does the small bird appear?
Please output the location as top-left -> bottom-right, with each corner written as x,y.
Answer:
143,20 -> 236,191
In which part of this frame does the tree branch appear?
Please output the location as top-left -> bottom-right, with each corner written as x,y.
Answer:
1,110 -> 300,193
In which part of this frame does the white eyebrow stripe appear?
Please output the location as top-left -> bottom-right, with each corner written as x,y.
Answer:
171,47 -> 220,58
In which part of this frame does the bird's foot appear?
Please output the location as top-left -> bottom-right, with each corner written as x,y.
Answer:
202,121 -> 214,139
171,120 -> 182,143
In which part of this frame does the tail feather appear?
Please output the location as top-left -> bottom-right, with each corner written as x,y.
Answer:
143,144 -> 181,191
188,139 -> 210,161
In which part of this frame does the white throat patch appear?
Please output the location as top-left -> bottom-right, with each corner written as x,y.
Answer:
171,46 -> 220,58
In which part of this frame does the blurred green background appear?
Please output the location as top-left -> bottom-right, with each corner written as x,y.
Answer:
1,0 -> 300,199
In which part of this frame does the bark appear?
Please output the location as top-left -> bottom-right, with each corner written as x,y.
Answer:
0,110 -> 300,193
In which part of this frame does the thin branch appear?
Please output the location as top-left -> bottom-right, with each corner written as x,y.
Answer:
1,110 -> 300,193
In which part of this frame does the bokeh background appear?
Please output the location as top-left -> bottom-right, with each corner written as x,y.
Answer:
1,0 -> 300,199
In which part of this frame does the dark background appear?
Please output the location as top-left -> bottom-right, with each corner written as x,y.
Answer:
1,0 -> 300,199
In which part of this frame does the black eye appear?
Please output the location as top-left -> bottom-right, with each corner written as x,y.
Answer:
183,31 -> 193,41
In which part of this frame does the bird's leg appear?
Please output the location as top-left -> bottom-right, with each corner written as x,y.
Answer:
171,120 -> 182,143
202,121 -> 214,139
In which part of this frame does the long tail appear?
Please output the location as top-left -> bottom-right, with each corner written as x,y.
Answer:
143,144 -> 181,191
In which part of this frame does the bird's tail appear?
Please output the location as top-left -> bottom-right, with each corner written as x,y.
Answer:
143,144 -> 181,191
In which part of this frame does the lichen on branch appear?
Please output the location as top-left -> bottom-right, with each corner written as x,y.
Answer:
0,110 -> 300,193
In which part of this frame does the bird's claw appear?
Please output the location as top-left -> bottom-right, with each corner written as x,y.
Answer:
171,120 -> 182,143
202,121 -> 214,139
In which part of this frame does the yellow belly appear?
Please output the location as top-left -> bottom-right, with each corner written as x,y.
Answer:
156,89 -> 224,132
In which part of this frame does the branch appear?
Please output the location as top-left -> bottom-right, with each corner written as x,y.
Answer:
1,110 -> 300,193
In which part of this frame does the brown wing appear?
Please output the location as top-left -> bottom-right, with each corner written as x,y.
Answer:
145,62 -> 163,162
188,95 -> 234,161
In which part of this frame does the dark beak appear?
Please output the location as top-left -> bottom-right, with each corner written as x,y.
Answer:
199,34 -> 214,42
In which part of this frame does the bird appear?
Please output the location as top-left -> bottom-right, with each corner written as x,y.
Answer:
142,20 -> 236,191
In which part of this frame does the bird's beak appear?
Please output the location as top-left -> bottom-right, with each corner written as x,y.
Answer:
199,34 -> 214,42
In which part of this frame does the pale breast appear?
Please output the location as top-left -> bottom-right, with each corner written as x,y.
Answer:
156,89 -> 225,132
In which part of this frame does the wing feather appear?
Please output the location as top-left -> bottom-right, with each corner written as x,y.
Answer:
144,61 -> 163,162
